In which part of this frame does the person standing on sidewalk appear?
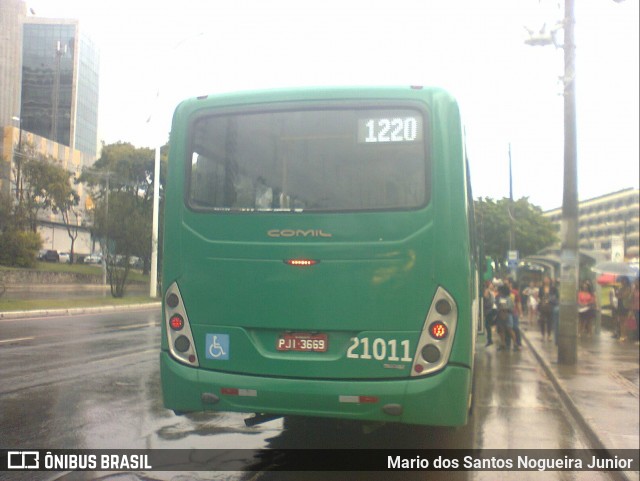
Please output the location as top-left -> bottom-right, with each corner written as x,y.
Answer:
538,276 -> 558,342
616,276 -> 633,342
496,284 -> 518,351
483,281 -> 497,346
578,279 -> 597,337
504,278 -> 522,348
523,280 -> 539,326
632,278 -> 639,344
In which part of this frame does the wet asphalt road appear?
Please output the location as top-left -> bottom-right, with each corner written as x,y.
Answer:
0,310 -> 614,480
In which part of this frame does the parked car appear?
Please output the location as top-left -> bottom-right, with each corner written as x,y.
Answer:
39,249 -> 60,262
58,252 -> 70,263
83,253 -> 103,264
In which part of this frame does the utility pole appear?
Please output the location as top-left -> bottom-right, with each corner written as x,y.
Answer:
148,32 -> 204,299
557,0 -> 579,365
508,143 -> 514,252
507,144 -> 518,280
525,0 -> 579,365
149,145 -> 160,297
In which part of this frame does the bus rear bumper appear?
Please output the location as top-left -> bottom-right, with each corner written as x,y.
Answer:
161,352 -> 471,426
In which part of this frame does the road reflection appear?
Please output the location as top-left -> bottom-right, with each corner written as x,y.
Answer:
0,310 -> 613,481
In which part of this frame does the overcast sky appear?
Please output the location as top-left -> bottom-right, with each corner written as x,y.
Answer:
26,0 -> 639,211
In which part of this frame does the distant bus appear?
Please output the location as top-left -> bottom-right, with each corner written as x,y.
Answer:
160,86 -> 479,427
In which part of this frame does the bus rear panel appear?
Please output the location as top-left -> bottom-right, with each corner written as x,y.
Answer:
160,87 -> 476,427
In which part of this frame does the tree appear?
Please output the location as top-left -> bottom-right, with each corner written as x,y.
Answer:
81,141 -> 167,296
475,197 -> 557,271
22,157 -> 81,262
20,156 -> 57,232
90,190 -> 149,297
0,192 -> 42,268
47,168 -> 81,264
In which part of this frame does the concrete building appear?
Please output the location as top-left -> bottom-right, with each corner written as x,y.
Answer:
543,188 -> 640,259
1,126 -> 96,255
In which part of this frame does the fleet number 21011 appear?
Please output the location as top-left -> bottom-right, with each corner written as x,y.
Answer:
346,337 -> 412,362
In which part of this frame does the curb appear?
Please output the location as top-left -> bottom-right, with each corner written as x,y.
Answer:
522,331 -> 632,481
0,302 -> 161,320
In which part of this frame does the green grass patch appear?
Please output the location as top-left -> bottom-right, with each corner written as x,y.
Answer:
0,296 -> 159,312
0,261 -> 150,283
33,261 -> 104,275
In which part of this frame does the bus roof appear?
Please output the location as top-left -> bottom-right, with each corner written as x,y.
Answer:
173,85 -> 458,114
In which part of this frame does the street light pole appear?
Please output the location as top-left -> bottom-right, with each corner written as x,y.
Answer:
149,145 -> 160,297
148,32 -> 204,299
557,0 -> 579,365
524,0 -> 579,365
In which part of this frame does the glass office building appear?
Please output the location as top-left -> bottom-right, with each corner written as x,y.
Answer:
20,19 -> 99,156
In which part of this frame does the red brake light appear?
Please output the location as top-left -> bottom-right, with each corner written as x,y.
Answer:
429,321 -> 448,340
169,314 -> 184,331
284,259 -> 318,266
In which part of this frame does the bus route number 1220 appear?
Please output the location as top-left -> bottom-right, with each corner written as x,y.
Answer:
362,117 -> 419,143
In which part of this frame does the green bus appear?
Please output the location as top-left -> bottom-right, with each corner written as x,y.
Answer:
160,86 -> 479,427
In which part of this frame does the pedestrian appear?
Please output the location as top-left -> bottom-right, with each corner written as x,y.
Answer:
610,286 -> 619,337
496,284 -> 518,351
577,279 -> 597,337
504,278 -> 522,348
538,276 -> 558,341
632,278 -> 639,344
483,281 -> 497,346
616,277 -> 633,342
524,280 -> 539,325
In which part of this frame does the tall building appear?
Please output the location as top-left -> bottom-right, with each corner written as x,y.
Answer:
21,17 -> 100,156
0,0 -> 26,133
0,1 -> 100,256
544,188 -> 640,257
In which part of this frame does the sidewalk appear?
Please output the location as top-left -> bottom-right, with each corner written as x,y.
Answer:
0,301 -> 160,319
522,323 -> 639,481
2,283 -> 148,300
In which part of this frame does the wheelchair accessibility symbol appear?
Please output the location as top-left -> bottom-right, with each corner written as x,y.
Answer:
206,334 -> 229,360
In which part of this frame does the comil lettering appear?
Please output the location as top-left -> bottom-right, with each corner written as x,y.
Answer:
267,229 -> 332,238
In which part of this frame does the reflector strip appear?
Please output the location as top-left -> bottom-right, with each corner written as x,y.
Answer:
221,388 -> 257,397
339,395 -> 378,404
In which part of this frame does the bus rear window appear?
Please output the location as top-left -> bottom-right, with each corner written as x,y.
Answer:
187,108 -> 428,212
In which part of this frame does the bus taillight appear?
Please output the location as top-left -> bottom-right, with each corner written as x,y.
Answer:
411,287 -> 457,377
435,299 -> 452,315
166,293 -> 179,308
170,314 -> 184,331
429,321 -> 448,340
164,282 -> 199,367
421,344 -> 441,363
174,335 -> 190,352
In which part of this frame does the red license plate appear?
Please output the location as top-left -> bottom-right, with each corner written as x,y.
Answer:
276,333 -> 328,352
